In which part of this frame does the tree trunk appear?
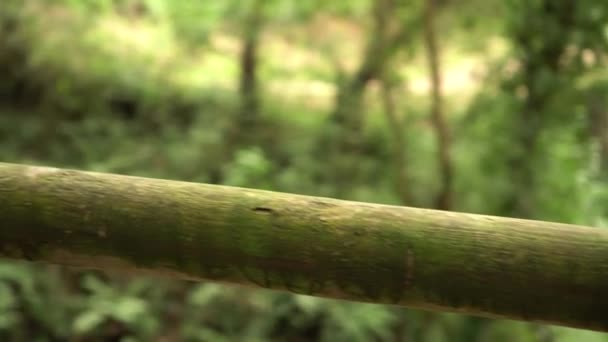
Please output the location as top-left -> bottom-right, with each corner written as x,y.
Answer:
380,77 -> 410,205
423,0 -> 452,211
329,0 -> 396,137
216,1 -> 264,184
319,0 -> 416,198
588,92 -> 608,179
238,14 -> 260,132
1,162 -> 608,332
231,0 -> 263,149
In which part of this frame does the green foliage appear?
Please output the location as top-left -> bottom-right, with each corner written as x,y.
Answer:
1,0 -> 608,340
224,147 -> 273,189
166,1 -> 228,48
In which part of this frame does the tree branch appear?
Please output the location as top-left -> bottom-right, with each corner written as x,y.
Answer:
0,163 -> 607,331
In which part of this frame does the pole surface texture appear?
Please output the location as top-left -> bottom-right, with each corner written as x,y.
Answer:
0,163 -> 607,331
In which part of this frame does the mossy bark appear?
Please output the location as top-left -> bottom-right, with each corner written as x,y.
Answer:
0,162 -> 607,331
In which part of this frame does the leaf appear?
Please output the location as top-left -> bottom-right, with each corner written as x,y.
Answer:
73,311 -> 105,334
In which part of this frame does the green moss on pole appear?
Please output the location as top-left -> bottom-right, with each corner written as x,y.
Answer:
0,162 -> 607,331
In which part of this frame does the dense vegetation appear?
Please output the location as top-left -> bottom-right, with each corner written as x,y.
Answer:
1,0 -> 608,340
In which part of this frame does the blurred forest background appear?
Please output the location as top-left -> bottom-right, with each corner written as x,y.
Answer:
1,0 -> 608,340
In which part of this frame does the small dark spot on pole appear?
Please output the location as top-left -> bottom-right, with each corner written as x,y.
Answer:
264,270 -> 271,287
363,284 -> 382,301
21,247 -> 37,261
308,280 -> 324,295
253,207 -> 274,214
237,266 -> 266,287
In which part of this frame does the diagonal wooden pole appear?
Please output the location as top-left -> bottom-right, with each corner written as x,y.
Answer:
0,162 -> 607,331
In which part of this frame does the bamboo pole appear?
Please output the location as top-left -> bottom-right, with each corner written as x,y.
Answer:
0,162 -> 607,331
